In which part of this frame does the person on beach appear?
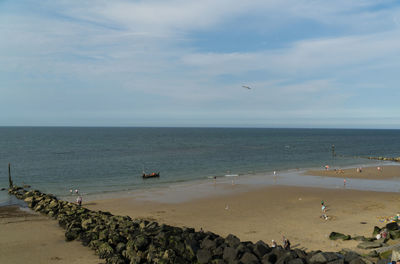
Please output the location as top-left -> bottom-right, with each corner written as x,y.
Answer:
271,240 -> 277,248
343,178 -> 346,186
76,196 -> 82,206
283,236 -> 291,250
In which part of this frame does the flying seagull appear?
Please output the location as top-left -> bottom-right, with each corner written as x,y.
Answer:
242,85 -> 251,90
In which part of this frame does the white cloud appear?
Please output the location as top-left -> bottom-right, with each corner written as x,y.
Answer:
1,0 -> 400,127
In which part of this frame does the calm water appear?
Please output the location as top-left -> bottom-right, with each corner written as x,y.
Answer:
1,127 -> 399,204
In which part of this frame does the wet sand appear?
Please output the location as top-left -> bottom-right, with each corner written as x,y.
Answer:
87,184 -> 400,252
306,165 -> 400,180
0,206 -> 104,264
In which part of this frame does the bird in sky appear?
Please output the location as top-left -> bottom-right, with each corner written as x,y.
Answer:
242,85 -> 251,90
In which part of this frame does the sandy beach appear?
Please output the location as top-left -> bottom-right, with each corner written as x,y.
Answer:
2,165 -> 400,262
0,206 -> 104,264
85,186 -> 400,253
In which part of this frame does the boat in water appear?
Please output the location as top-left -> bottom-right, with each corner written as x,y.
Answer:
142,172 -> 160,179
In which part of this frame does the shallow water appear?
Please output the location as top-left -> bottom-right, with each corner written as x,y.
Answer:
1,127 -> 399,204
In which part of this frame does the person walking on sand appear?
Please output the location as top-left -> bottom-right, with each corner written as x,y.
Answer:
343,178 -> 346,186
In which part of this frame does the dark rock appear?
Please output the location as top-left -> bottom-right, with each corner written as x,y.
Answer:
329,232 -> 351,240
65,227 -> 81,241
309,252 -> 341,263
184,238 -> 198,259
293,249 -> 307,259
226,234 -> 241,248
288,259 -> 305,264
344,251 -> 360,262
253,240 -> 271,258
357,241 -> 382,249
390,230 -> 400,240
240,252 -> 259,264
262,252 -> 277,264
201,237 -> 217,250
327,259 -> 344,264
105,255 -> 125,264
134,234 -> 149,251
115,242 -> 126,253
349,258 -> 366,264
373,226 -> 382,236
223,247 -> 238,262
386,222 -> 399,231
196,249 -> 212,264
211,260 -> 225,264
237,243 -> 251,255
367,250 -> 378,258
88,239 -> 102,250
276,251 -> 298,264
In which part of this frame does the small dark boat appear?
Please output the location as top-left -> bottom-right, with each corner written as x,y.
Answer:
142,172 -> 160,179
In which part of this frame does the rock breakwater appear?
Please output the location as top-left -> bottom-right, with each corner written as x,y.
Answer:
367,157 -> 400,162
8,186 -> 376,264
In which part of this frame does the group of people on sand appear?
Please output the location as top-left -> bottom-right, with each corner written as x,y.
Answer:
270,235 -> 291,250
321,200 -> 329,220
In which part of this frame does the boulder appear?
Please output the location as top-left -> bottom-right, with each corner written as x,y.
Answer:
357,241 -> 382,249
134,234 -> 149,251
373,226 -> 381,236
96,242 -> 114,259
288,259 -> 305,264
196,249 -> 212,264
253,240 -> 270,258
262,252 -> 277,264
349,258 -> 366,264
309,252 -> 341,263
225,234 -> 241,248
223,247 -> 238,262
390,230 -> 400,240
329,232 -> 351,240
343,251 -> 360,262
201,237 -> 217,250
65,227 -> 81,241
386,222 -> 399,231
240,252 -> 259,264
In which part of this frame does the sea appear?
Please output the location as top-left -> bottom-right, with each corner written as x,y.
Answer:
1,127 -> 400,206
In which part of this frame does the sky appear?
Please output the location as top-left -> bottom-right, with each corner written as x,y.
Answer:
1,0 -> 400,128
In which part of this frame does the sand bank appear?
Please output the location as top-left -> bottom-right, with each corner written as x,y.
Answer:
0,206 -> 104,264
306,165 -> 400,180
87,184 -> 400,253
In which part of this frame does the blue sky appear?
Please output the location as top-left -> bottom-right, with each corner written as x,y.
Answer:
1,0 -> 400,128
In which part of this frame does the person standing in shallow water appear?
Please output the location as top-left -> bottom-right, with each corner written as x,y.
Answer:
76,196 -> 82,206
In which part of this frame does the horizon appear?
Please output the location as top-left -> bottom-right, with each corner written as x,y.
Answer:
1,1 -> 400,128
1,125 -> 399,131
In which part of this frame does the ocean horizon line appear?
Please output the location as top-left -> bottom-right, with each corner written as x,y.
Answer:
0,125 -> 400,130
